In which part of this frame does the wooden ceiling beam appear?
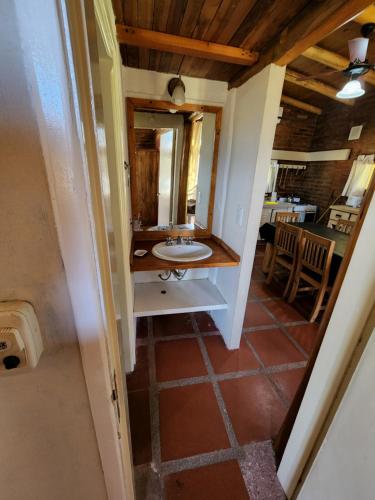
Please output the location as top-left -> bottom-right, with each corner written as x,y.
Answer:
303,45 -> 375,86
116,25 -> 259,66
229,0 -> 373,88
281,95 -> 322,115
285,69 -> 354,105
354,3 -> 375,23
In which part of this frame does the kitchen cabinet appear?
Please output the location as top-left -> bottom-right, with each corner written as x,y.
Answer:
327,204 -> 359,229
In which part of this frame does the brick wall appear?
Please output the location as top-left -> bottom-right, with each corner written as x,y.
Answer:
274,93 -> 375,219
274,104 -> 318,151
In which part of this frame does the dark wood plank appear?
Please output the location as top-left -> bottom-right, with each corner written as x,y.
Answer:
177,121 -> 192,224
150,0 -> 172,70
123,0 -> 139,67
168,0 -> 206,74
181,0 -> 256,80
159,0 -> 188,72
135,149 -> 159,225
131,237 -> 240,272
230,0 -> 373,88
137,0 -> 154,69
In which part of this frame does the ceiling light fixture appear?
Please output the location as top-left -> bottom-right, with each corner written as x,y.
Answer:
168,76 -> 186,106
336,79 -> 365,99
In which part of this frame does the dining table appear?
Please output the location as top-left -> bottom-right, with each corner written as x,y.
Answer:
259,221 -> 350,283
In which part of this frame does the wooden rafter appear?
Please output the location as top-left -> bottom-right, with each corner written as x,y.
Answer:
354,3 -> 375,23
285,69 -> 354,105
116,25 -> 259,66
229,0 -> 373,88
303,46 -> 375,86
281,95 -> 322,115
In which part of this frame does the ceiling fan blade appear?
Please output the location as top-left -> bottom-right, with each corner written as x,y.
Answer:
296,69 -> 342,81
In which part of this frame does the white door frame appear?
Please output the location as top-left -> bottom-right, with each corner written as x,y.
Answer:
47,0 -> 134,498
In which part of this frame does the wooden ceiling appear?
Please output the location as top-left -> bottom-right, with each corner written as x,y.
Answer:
113,1 -> 375,113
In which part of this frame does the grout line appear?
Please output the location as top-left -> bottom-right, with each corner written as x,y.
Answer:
257,301 -> 310,359
156,361 -> 307,391
152,330 -> 220,344
160,447 -> 245,476
243,334 -> 290,410
192,314 -> 239,450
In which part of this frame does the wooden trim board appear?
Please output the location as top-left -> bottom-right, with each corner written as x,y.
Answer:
116,24 -> 259,66
131,237 -> 240,272
127,97 -> 223,238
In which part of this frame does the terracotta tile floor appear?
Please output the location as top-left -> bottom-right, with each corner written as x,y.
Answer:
127,243 -> 319,499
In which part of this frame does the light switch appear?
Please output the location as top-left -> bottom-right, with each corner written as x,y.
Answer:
0,301 -> 43,372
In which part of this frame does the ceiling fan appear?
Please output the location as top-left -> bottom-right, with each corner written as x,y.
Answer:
298,23 -> 375,99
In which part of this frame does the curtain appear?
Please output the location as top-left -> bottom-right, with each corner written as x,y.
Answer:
186,120 -> 202,200
342,154 -> 375,197
266,160 -> 279,193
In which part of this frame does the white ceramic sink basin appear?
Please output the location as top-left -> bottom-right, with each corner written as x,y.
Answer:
152,241 -> 213,262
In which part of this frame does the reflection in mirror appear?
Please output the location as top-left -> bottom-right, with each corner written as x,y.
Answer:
132,109 -> 216,231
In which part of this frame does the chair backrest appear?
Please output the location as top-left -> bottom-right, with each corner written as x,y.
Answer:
274,222 -> 303,258
275,211 -> 300,223
300,231 -> 335,277
335,219 -> 355,235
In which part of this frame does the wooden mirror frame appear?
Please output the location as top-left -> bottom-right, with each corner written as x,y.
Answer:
126,97 -> 222,240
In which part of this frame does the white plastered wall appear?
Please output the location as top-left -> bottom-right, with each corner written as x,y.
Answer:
297,315 -> 375,500
278,192 -> 375,497
210,64 -> 286,349
0,1 -> 108,499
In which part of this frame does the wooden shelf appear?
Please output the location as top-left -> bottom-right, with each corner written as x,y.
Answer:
131,236 -> 240,272
134,279 -> 227,317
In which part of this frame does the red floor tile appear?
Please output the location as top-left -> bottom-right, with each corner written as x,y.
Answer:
251,266 -> 265,281
126,345 -> 149,391
204,336 -> 259,374
128,390 -> 152,465
253,255 -> 264,267
264,299 -> 305,324
153,313 -> 195,337
159,384 -> 230,461
249,281 -> 281,300
270,368 -> 306,402
136,317 -> 148,338
243,303 -> 276,329
164,460 -> 249,500
194,311 -> 218,332
155,338 -> 207,382
287,323 -> 319,354
247,328 -> 305,366
220,375 -> 286,444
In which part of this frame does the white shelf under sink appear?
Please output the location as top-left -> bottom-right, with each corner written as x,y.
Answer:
134,278 -> 227,317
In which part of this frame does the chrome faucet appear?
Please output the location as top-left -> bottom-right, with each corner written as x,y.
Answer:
176,235 -> 184,245
165,237 -> 174,246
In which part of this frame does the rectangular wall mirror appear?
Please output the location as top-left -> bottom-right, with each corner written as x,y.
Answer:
127,98 -> 222,237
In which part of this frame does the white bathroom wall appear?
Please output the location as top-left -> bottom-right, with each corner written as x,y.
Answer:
123,67 -> 228,106
211,64 -> 286,348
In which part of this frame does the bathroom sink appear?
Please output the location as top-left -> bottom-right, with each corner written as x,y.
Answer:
152,241 -> 213,262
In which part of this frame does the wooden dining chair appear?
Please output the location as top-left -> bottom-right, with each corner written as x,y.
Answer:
275,211 -> 300,223
265,222 -> 303,297
288,231 -> 335,323
334,219 -> 355,235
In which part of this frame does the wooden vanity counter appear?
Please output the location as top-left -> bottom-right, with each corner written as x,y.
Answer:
131,236 -> 240,272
